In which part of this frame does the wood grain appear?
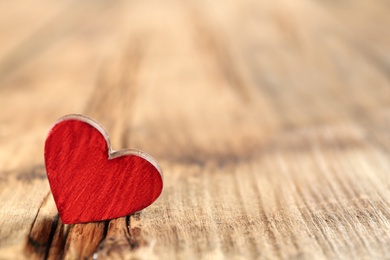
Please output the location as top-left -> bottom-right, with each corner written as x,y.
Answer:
0,0 -> 390,259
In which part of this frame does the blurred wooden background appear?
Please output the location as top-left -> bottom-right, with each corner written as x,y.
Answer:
1,0 -> 390,259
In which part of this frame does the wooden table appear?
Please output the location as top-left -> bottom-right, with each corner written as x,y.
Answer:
1,0 -> 390,259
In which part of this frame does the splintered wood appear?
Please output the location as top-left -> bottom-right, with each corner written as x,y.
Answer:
0,0 -> 390,259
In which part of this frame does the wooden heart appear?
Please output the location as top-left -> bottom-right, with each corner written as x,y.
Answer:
44,114 -> 163,224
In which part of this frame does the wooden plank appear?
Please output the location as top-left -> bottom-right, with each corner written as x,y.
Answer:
0,0 -> 390,259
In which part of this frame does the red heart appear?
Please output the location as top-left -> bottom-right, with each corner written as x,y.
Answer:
44,115 -> 163,224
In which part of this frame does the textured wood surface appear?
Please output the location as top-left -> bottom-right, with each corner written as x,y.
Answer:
1,0 -> 390,259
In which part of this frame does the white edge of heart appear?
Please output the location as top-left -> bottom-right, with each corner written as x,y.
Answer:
54,114 -> 163,180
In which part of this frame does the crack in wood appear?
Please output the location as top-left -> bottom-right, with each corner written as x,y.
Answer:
128,213 -> 147,250
24,194 -> 59,259
43,215 -> 59,260
92,214 -> 147,259
24,193 -> 108,259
